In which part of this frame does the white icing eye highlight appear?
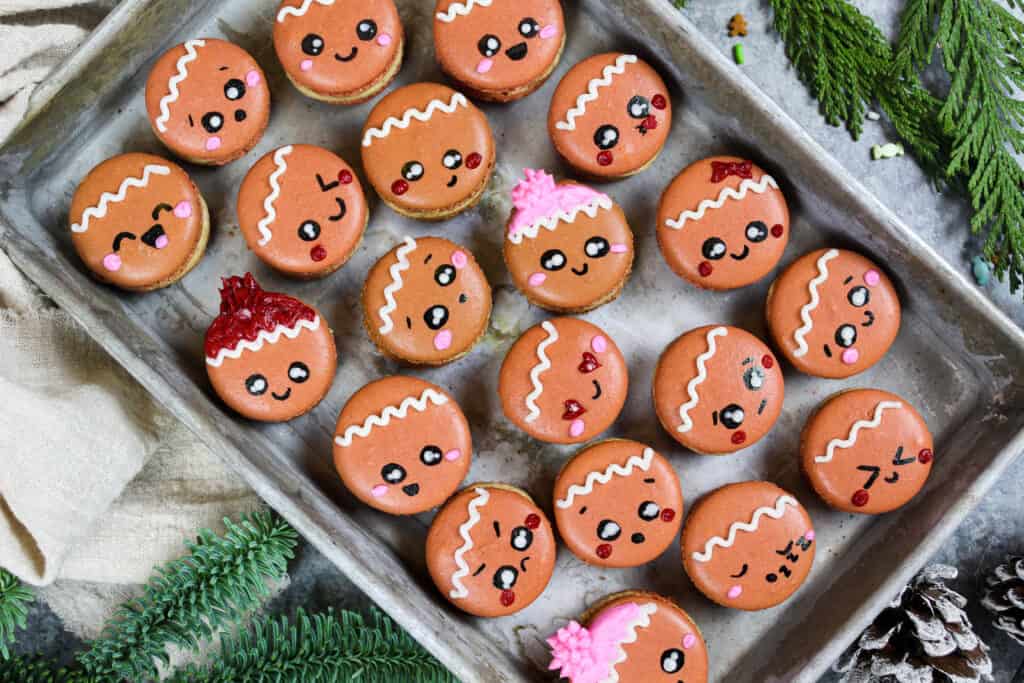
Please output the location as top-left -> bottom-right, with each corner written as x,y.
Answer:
541,249 -> 567,271
584,236 -> 610,258
638,501 -> 660,521
835,324 -> 858,348
720,404 -> 745,429
746,221 -> 769,243
661,648 -> 685,674
434,264 -> 456,286
510,526 -> 534,551
519,18 -> 540,38
442,149 -> 463,170
302,33 -> 324,56
401,161 -> 424,181
743,366 -> 765,391
357,19 -> 378,41
288,361 -> 310,383
420,445 -> 443,466
597,519 -> 621,541
848,286 -> 871,307
245,374 -> 268,396
702,237 -> 727,260
478,34 -> 501,58
627,95 -> 651,119
381,463 -> 406,483
224,78 -> 246,101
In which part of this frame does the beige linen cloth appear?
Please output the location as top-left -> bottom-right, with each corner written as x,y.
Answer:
0,0 -> 263,635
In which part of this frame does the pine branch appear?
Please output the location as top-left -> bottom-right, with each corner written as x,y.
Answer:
169,608 -> 455,683
0,569 -> 33,660
76,511 -> 298,681
0,656 -> 91,683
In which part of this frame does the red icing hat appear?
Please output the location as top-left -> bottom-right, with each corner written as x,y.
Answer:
204,273 -> 315,359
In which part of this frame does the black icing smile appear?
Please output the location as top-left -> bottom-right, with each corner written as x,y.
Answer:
571,263 -> 590,276
505,42 -> 528,60
402,483 -> 420,497
334,47 -> 358,62
140,224 -> 166,248
272,388 -> 292,401
730,245 -> 751,260
591,380 -> 602,400
446,174 -> 458,188
862,310 -> 876,327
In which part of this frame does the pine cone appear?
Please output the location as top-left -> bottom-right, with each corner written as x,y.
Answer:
981,555 -> 1024,645
835,564 -> 993,683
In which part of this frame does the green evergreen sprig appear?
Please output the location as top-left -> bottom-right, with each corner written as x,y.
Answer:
0,568 -> 33,660
76,512 -> 298,681
0,656 -> 90,683
169,608 -> 455,683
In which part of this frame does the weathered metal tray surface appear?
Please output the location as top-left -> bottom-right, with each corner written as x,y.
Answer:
2,0 -> 1024,680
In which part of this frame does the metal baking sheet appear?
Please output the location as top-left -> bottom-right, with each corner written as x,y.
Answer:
2,0 -> 1023,680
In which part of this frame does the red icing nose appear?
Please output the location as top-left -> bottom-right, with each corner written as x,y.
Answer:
596,544 -> 613,559
771,223 -> 784,238
597,151 -> 614,166
661,508 -> 676,523
651,94 -> 667,110
852,489 -> 870,507
500,590 -> 516,607
525,513 -> 540,530
338,169 -> 353,184
918,449 -> 933,464
310,245 -> 327,262
731,430 -> 747,445
643,114 -> 658,130
761,354 -> 774,369
698,261 -> 713,277
465,152 -> 483,169
562,400 -> 586,420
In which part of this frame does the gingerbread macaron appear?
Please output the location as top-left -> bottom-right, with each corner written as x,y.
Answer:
145,38 -> 270,165
426,483 -> 556,617
553,440 -> 682,568
767,248 -> 901,379
362,236 -> 492,365
433,0 -> 565,102
237,144 -> 367,278
361,82 -> 496,220
69,153 -> 209,291
653,325 -> 784,454
333,376 -> 471,515
682,481 -> 815,611
499,317 -> 628,444
548,591 -> 709,683
205,273 -> 337,422
802,389 -> 933,514
658,156 -> 790,289
504,169 -> 634,313
548,52 -> 672,179
273,0 -> 404,103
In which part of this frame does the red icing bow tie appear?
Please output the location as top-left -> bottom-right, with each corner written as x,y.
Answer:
710,160 -> 753,183
578,352 -> 601,374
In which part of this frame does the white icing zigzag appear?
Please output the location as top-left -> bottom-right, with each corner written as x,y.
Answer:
507,196 -> 614,245
692,495 -> 798,563
555,54 -> 637,132
71,165 -> 171,233
205,316 -> 320,367
362,93 -> 468,147
607,603 -> 658,683
257,145 -> 293,247
450,487 -> 490,600
334,388 -> 449,448
664,175 -> 780,230
277,0 -> 334,22
793,249 -> 839,358
815,401 -> 903,464
524,321 -> 558,424
556,448 -> 655,509
378,236 -> 417,335
435,0 -> 492,23
156,39 -> 205,133
677,326 -> 727,434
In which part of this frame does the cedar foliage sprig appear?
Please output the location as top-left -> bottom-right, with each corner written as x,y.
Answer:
0,656 -> 91,683
169,608 -> 456,683
76,511 -> 298,681
0,569 -> 33,660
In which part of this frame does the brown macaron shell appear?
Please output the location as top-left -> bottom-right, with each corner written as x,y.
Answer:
499,317 -> 628,444
237,144 -> 367,277
333,376 -> 472,515
548,52 -> 672,178
360,82 -> 496,219
653,325 -> 784,454
273,0 -> 403,102
682,481 -> 815,611
145,38 -> 270,165
426,484 -> 556,617
657,156 -> 790,290
362,236 -> 492,365
767,248 -> 901,379
69,153 -> 207,291
553,440 -> 683,568
433,0 -> 565,101
801,389 -> 933,514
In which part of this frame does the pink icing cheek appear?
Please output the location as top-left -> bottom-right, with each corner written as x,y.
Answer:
300,59 -> 314,72
173,200 -> 192,219
476,58 -> 494,74
451,250 -> 468,269
841,348 -> 860,365
805,530 -> 816,542
569,419 -> 585,438
377,33 -> 392,47
540,24 -> 558,40
610,243 -> 629,254
434,329 -> 453,351
245,69 -> 261,87
205,136 -> 222,152
528,272 -> 546,287
682,634 -> 697,650
444,449 -> 462,462
371,485 -> 388,498
727,585 -> 743,600
864,269 -> 881,287
154,235 -> 169,250
102,253 -> 122,272
591,335 -> 607,353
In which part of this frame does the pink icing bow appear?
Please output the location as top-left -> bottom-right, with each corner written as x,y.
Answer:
508,169 -> 609,238
547,602 -> 645,683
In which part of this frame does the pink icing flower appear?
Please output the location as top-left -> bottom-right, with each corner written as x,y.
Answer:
508,169 -> 610,240
547,602 -> 648,683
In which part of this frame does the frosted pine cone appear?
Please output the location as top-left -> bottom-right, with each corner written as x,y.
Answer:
981,555 -> 1024,645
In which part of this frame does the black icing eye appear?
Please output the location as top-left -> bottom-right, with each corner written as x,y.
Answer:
661,648 -> 685,674
510,526 -> 533,551
627,95 -> 651,119
301,33 -> 325,56
245,374 -> 268,396
597,519 -> 622,541
848,286 -> 871,307
638,501 -> 660,521
720,403 -> 745,429
593,124 -> 619,150
746,221 -> 769,243
288,362 -> 310,383
541,249 -> 567,271
478,34 -> 501,58
442,149 -> 463,170
835,324 -> 858,348
434,265 -> 457,286
298,220 -> 321,242
519,17 -> 540,37
402,161 -> 424,182
423,305 -> 449,330
356,19 -> 378,41
584,236 -> 610,258
419,445 -> 443,466
493,565 -> 519,590
381,463 -> 406,483
702,237 -> 727,260
743,366 -> 765,391
201,112 -> 224,133
224,79 -> 246,101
